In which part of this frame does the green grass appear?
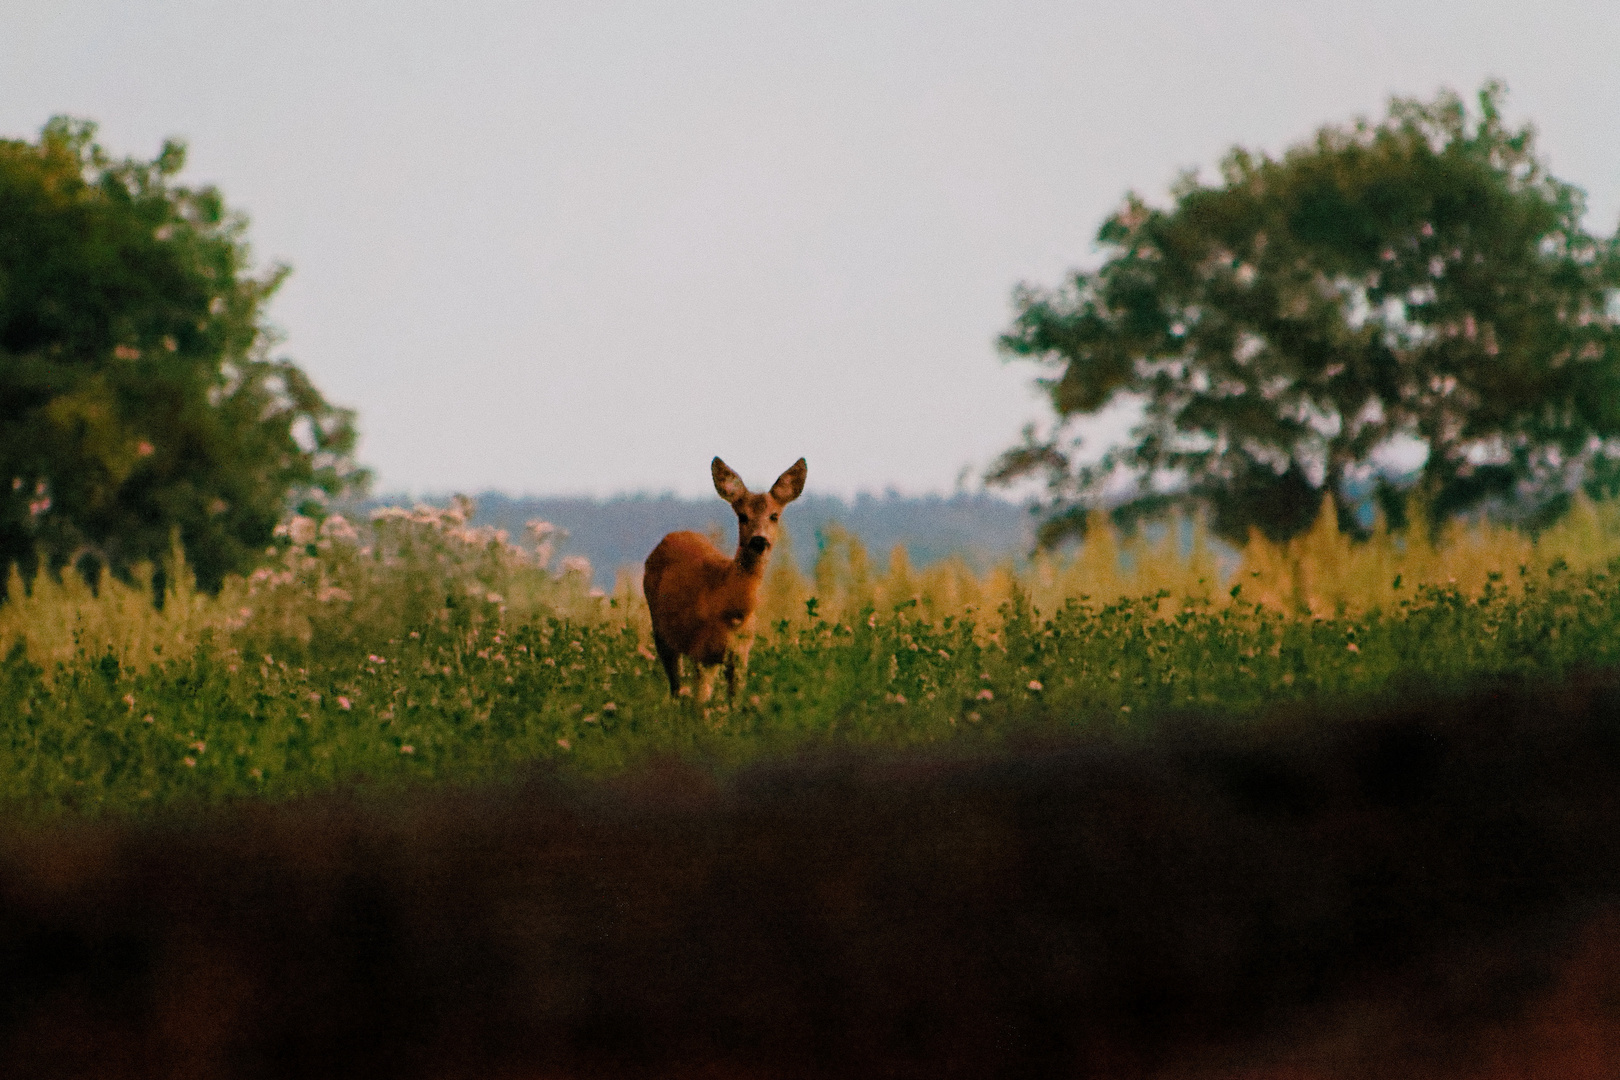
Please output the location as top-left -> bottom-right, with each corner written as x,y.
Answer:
5,555 -> 1619,819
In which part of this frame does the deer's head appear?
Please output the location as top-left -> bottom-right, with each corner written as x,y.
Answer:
712,457 -> 807,561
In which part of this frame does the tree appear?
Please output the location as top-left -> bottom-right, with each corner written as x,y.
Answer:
991,83 -> 1620,547
0,117 -> 368,593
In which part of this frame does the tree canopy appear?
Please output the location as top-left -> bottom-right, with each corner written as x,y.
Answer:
991,83 -> 1620,546
0,117 -> 367,593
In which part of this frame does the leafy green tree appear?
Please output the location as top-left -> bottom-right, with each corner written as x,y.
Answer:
992,83 -> 1620,546
0,117 -> 368,593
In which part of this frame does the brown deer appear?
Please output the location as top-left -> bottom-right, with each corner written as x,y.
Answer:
643,457 -> 807,702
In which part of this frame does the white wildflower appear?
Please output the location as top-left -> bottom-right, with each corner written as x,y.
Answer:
286,516 -> 317,546
320,514 -> 359,543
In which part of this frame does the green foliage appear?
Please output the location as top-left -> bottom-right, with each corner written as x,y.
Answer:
0,117 -> 367,593
993,83 -> 1620,545
7,549 -> 1620,818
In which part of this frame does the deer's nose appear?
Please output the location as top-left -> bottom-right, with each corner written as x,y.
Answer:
748,535 -> 769,554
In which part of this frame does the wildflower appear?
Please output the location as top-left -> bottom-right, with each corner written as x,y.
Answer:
368,655 -> 387,665
938,650 -> 950,660
317,585 -> 351,603
1121,704 -> 1131,713
308,692 -> 322,703
183,756 -> 196,768
602,702 -> 617,713
320,514 -> 359,543
123,693 -> 136,709
400,745 -> 414,755
286,516 -> 317,546
142,715 -> 154,724
136,441 -> 155,457
582,715 -> 597,724
980,672 -> 991,681
976,689 -> 994,701
250,768 -> 263,778
337,696 -> 352,710
966,711 -> 981,722
561,555 -> 592,578
1027,680 -> 1043,692
191,741 -> 206,754
1346,642 -> 1360,654
556,737 -> 571,750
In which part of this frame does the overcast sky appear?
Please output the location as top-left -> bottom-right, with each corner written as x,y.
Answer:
5,1 -> 1618,498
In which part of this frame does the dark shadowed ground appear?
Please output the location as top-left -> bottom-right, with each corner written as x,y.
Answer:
4,674 -> 1620,1078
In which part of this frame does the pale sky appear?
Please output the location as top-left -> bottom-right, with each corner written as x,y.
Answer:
4,1 -> 1617,498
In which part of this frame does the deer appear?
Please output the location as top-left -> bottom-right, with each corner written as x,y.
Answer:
643,457 -> 807,703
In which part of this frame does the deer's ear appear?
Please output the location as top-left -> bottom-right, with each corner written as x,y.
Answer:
712,457 -> 749,503
770,458 -> 807,504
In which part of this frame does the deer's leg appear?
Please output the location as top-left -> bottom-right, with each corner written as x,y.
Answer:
695,663 -> 721,703
725,637 -> 753,701
653,631 -> 682,697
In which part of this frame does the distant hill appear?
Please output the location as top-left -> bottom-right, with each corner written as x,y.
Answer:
362,492 -> 1036,589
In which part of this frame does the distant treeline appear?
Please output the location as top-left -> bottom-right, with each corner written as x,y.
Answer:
361,491 -> 1035,587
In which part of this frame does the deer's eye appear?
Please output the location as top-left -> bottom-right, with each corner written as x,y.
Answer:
770,513 -> 779,522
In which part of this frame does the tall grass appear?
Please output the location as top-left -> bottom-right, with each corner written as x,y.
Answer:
0,498 -> 604,674
9,494 -> 1618,673
747,493 -> 1620,629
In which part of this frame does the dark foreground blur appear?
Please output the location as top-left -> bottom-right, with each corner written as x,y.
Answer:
5,675 -> 1620,1079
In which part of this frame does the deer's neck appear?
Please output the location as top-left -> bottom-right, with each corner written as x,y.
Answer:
732,545 -> 770,582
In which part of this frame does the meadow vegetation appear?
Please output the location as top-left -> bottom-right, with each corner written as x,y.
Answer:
4,493 -> 1620,817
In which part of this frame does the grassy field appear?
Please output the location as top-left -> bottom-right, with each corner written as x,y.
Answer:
4,495 -> 1620,818
7,499 -> 1620,1077
7,668 -> 1620,1079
